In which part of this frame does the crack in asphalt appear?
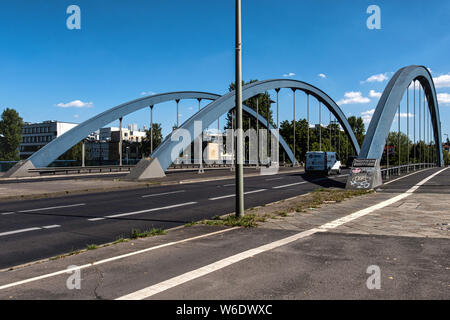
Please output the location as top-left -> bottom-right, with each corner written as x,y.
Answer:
92,266 -> 105,300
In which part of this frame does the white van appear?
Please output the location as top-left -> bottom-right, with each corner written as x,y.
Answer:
305,151 -> 341,175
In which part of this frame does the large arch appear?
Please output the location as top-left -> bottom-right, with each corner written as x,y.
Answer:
4,90 -> 297,177
6,79 -> 360,177
152,79 -> 361,171
359,65 -> 444,166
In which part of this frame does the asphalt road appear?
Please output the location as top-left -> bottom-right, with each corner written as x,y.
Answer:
0,169 -> 349,269
0,167 -> 446,300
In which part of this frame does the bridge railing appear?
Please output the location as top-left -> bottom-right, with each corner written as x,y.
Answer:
380,163 -> 436,179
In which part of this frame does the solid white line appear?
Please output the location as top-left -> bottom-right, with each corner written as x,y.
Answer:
208,189 -> 267,201
0,227 -> 42,237
142,190 -> 186,198
383,167 -> 430,185
0,227 -> 239,291
87,202 -> 197,221
116,167 -> 448,300
272,181 -> 307,189
42,225 -> 61,229
116,228 -> 319,300
19,203 -> 86,213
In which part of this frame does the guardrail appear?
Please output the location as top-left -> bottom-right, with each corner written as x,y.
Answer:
28,165 -> 135,175
380,163 -> 436,179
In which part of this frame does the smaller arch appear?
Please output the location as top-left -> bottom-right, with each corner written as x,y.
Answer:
359,65 -> 443,166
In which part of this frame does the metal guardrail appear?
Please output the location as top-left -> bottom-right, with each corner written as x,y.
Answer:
380,163 -> 436,179
28,165 -> 134,175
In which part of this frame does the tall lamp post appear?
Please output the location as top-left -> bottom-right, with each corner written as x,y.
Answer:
235,0 -> 244,217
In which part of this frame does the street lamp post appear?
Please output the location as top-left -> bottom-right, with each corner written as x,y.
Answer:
235,0 -> 244,217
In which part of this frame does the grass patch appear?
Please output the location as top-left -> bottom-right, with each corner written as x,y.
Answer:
200,213 -> 266,228
184,221 -> 198,227
130,228 -> 167,239
86,244 -> 98,250
113,237 -> 126,244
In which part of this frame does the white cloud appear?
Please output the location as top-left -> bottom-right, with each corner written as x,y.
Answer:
73,114 -> 79,118
318,73 -> 326,79
438,93 -> 450,105
56,100 -> 93,108
433,74 -> 450,88
361,109 -> 375,125
337,91 -> 371,105
369,90 -> 382,98
400,113 -> 414,118
361,73 -> 389,84
141,91 -> 157,96
283,72 -> 295,77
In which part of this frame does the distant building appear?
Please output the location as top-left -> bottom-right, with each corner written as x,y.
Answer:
100,126 -> 146,143
20,121 -> 78,159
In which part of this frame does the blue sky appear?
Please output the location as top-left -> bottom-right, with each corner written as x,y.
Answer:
1,0 -> 450,140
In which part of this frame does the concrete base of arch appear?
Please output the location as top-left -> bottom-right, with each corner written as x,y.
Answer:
2,160 -> 38,178
123,157 -> 166,181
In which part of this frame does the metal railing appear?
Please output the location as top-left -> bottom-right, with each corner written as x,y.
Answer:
380,163 -> 436,179
28,165 -> 134,175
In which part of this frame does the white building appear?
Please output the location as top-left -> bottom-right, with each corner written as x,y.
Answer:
20,121 -> 78,159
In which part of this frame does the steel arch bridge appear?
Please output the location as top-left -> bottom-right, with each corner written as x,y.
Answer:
359,65 -> 444,167
5,79 -> 361,177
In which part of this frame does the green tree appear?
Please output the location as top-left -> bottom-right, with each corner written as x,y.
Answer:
58,141 -> 88,165
140,123 -> 163,156
225,80 -> 274,130
0,108 -> 24,161
348,116 -> 365,147
444,150 -> 450,166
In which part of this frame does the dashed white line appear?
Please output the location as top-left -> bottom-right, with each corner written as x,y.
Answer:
1,212 -> 15,216
142,190 -> 186,198
19,203 -> 86,213
0,228 -> 42,237
208,189 -> 267,201
265,177 -> 283,181
115,167 -> 448,300
272,181 -> 307,189
222,184 -> 235,187
88,202 -> 198,221
0,225 -> 61,237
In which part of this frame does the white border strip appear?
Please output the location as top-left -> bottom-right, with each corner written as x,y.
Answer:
0,227 -> 239,291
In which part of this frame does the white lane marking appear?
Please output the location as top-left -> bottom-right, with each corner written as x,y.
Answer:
208,189 -> 267,201
87,202 -> 197,221
116,228 -> 318,300
265,177 -> 283,181
1,212 -> 15,216
0,224 -> 61,237
116,167 -> 448,300
383,167 -> 430,185
0,228 -> 42,237
222,184 -> 235,187
19,203 -> 86,213
0,227 -> 239,291
42,225 -> 61,229
272,181 -> 307,189
142,190 -> 186,198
